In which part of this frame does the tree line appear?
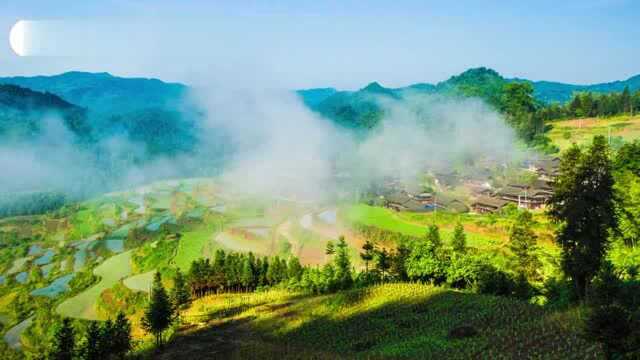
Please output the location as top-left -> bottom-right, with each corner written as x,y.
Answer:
47,312 -> 132,360
539,87 -> 640,121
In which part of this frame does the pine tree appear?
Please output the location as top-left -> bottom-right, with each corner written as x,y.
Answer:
508,211 -> 541,280
49,318 -> 75,360
426,225 -> 442,249
451,222 -> 467,253
334,236 -> 353,289
375,248 -> 391,280
112,312 -> 132,359
325,241 -> 335,256
80,321 -> 101,360
548,136 -> 618,300
141,272 -> 174,347
240,257 -> 255,290
622,86 -> 632,114
171,269 -> 191,310
98,319 -> 115,358
287,257 -> 303,282
360,240 -> 375,273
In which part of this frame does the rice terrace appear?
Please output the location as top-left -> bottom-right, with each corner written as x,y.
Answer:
1,2 -> 640,359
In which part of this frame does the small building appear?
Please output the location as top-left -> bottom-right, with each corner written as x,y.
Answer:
471,196 -> 509,214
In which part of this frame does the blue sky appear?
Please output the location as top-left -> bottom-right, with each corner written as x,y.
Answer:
0,0 -> 639,89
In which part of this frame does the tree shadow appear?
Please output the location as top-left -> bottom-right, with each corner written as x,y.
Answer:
155,287 -> 603,359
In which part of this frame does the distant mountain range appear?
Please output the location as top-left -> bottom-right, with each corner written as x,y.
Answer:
297,68 -> 640,107
0,71 -> 188,116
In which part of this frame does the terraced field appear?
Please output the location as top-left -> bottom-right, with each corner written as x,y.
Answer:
170,284 -> 602,359
174,226 -> 218,271
57,250 -> 133,320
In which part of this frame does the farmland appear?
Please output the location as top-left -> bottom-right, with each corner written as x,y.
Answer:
57,250 -> 132,320
164,283 -> 602,359
548,115 -> 640,151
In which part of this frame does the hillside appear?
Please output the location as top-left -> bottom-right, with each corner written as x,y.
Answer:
0,72 -> 188,116
0,84 -> 90,141
516,74 -> 640,104
158,284 -> 602,359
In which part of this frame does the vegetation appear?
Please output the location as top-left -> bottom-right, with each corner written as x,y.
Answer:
548,136 -> 617,300
142,272 -> 175,347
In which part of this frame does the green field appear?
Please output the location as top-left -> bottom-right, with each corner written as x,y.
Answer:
174,226 -> 218,271
548,115 -> 640,151
122,270 -> 155,293
57,250 -> 133,320
343,204 -> 502,249
173,283 -> 602,359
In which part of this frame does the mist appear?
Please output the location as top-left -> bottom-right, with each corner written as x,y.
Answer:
0,76 -> 524,208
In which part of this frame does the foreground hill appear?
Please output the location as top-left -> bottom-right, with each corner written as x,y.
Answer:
156,284 -> 602,359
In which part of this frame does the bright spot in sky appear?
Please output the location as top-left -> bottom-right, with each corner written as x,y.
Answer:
9,20 -> 28,56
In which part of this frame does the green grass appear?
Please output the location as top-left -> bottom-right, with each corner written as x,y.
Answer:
174,226 -> 218,271
343,204 -> 501,249
177,283 -> 602,359
57,250 -> 132,320
122,270 -> 155,293
548,115 -> 640,151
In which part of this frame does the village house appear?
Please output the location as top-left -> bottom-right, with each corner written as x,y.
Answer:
471,196 -> 509,214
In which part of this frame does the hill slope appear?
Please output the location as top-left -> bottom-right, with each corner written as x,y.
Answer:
161,284 -> 602,359
0,84 -> 90,141
0,72 -> 188,116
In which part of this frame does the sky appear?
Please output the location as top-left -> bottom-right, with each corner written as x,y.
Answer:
0,0 -> 639,89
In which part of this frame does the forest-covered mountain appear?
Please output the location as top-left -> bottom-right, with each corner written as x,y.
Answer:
0,72 -> 188,116
0,84 -> 90,141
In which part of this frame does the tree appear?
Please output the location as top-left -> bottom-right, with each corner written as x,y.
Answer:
508,211 -> 541,280
287,257 -> 304,282
325,241 -> 335,256
112,312 -> 132,359
426,225 -> 442,249
171,269 -> 191,310
548,136 -> 618,300
390,244 -> 410,281
141,272 -> 174,347
360,240 -> 375,273
451,222 -> 467,253
240,257 -> 255,290
375,248 -> 391,280
49,318 -> 75,360
333,236 -> 353,289
80,321 -> 101,360
406,225 -> 449,284
622,86 -> 632,114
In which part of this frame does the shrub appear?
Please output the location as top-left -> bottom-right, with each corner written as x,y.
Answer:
585,304 -> 631,357
474,266 -> 515,297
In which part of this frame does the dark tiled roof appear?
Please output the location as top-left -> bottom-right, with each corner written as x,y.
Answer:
472,196 -> 509,209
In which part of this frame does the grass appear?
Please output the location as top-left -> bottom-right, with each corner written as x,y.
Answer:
171,283 -> 602,359
548,114 -> 640,151
343,204 -> 502,249
174,226 -> 218,271
123,271 -> 156,293
57,250 -> 132,320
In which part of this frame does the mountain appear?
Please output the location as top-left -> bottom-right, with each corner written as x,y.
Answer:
0,71 -> 188,116
296,87 -> 337,108
307,68 -> 506,131
0,84 -> 89,141
514,74 -> 640,103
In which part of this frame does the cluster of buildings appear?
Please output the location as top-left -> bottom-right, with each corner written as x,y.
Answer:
380,156 -> 561,214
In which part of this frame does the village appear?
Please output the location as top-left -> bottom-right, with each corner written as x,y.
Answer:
378,156 -> 560,214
